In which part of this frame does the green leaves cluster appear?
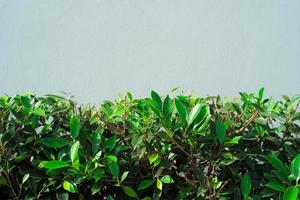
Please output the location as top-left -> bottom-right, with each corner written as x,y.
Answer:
0,89 -> 299,199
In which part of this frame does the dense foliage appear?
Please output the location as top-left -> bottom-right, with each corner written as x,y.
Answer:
0,89 -> 299,200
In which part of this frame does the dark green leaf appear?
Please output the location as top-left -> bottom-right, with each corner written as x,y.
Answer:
93,168 -> 105,182
151,90 -> 162,110
56,192 -> 69,200
41,137 -> 68,148
70,115 -> 80,139
138,179 -> 155,190
265,182 -> 285,192
216,119 -> 226,144
175,98 -> 187,121
92,131 -> 102,155
122,186 -> 138,198
163,95 -> 173,117
109,161 -> 119,179
241,173 -> 252,198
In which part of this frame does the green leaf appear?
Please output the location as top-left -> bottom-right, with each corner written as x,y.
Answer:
56,191 -> 69,200
70,141 -> 80,164
225,136 -> 242,146
39,160 -> 69,169
41,137 -> 68,149
290,154 -> 300,182
156,179 -> 163,191
188,104 -> 202,126
149,154 -> 159,165
151,90 -> 162,110
241,173 -> 252,198
163,95 -> 173,117
105,136 -> 116,151
0,176 -> 7,186
92,131 -> 102,155
138,179 -> 155,190
21,96 -> 31,108
216,119 -> 226,144
70,115 -> 80,139
106,155 -> 118,162
109,161 -> 119,179
91,184 -> 101,195
258,87 -> 265,100
122,186 -> 138,198
32,108 -> 45,116
63,180 -> 78,193
175,98 -> 188,121
121,171 -> 129,182
93,168 -> 105,182
265,182 -> 285,192
22,173 -> 29,184
160,175 -> 174,184
283,187 -> 299,200
266,154 -> 289,181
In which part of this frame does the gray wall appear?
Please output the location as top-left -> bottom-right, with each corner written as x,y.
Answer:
0,0 -> 299,103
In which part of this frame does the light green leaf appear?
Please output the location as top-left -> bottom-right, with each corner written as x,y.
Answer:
22,173 -> 29,184
225,136 -> 242,146
121,171 -> 129,182
290,154 -> 300,182
241,173 -> 252,198
149,154 -> 159,165
70,141 -> 80,164
138,179 -> 155,190
41,137 -> 68,149
106,155 -> 118,163
39,160 -> 69,169
216,119 -> 226,144
32,108 -> 45,116
63,180 -> 78,193
156,179 -> 163,191
283,187 -> 299,200
70,115 -> 80,139
122,186 -> 138,198
160,175 -> 174,184
175,99 -> 188,121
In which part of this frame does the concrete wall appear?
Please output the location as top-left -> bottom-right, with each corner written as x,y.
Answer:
0,0 -> 299,103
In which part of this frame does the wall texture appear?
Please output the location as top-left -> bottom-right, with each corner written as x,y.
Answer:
0,0 -> 299,103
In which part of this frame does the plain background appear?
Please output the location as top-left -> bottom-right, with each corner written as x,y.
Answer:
0,0 -> 299,104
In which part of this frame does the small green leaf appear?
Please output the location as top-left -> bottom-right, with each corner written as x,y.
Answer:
241,173 -> 252,198
22,173 -> 29,184
121,171 -> 129,182
149,154 -> 159,165
41,137 -> 68,149
188,104 -> 202,126
283,187 -> 298,200
266,154 -> 289,181
175,99 -> 188,121
265,182 -> 285,192
39,160 -> 69,169
138,179 -> 155,190
21,96 -> 31,108
32,108 -> 45,116
163,95 -> 173,117
109,161 -> 119,179
92,131 -> 102,155
156,179 -> 163,191
93,168 -> 105,182
70,115 -> 80,139
63,180 -> 78,193
91,184 -> 101,195
70,141 -> 80,164
105,136 -> 116,151
160,175 -> 174,184
122,186 -> 138,198
290,154 -> 300,182
216,119 -> 226,144
56,191 -> 69,200
225,136 -> 242,146
151,90 -> 162,110
106,155 -> 118,163
258,87 -> 265,100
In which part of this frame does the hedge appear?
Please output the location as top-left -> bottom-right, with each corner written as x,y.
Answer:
0,89 -> 299,200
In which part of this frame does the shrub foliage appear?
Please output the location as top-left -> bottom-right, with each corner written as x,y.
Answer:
0,89 -> 299,200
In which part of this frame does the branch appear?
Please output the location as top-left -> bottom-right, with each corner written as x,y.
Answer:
228,111 -> 259,136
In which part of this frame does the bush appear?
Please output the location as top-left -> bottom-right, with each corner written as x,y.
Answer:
0,89 -> 299,200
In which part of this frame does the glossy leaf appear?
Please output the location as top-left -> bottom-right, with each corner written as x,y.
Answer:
175,98 -> 187,121
122,186 -> 138,198
109,161 -> 119,179
41,137 -> 68,149
63,180 -> 78,193
283,187 -> 298,200
216,119 -> 226,144
70,115 -> 80,139
188,104 -> 202,126
70,141 -> 80,163
163,95 -> 173,117
138,179 -> 155,190
39,160 -> 69,169
160,175 -> 174,184
290,154 -> 300,182
241,173 -> 251,198
151,90 -> 162,110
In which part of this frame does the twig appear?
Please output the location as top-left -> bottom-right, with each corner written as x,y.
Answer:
228,111 -> 259,136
